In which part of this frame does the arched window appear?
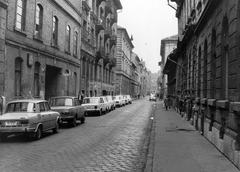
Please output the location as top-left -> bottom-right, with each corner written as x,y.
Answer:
34,62 -> 40,96
73,31 -> 78,56
52,16 -> 58,47
35,4 -> 43,39
66,25 -> 71,52
16,0 -> 27,31
15,57 -> 23,96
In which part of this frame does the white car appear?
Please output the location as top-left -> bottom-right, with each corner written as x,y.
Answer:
125,95 -> 132,104
101,96 -> 112,113
105,95 -> 116,110
81,97 -> 107,116
0,99 -> 60,140
113,95 -> 124,107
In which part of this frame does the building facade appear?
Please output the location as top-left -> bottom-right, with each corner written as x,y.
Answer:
81,0 -> 122,97
160,35 -> 178,98
115,26 -> 134,95
170,0 -> 240,168
2,0 -> 83,104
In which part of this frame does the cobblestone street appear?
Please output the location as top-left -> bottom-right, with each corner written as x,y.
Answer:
0,99 -> 154,172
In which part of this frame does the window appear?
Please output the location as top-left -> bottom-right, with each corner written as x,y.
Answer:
16,0 -> 27,31
66,25 -> 71,52
15,57 -> 23,96
35,4 -> 43,39
34,62 -> 40,96
39,102 -> 45,112
73,31 -> 78,56
52,16 -> 58,47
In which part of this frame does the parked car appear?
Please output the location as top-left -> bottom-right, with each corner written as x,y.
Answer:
82,97 -> 107,116
105,95 -> 116,110
101,96 -> 111,113
48,96 -> 86,127
125,95 -> 132,104
149,93 -> 157,101
113,95 -> 124,107
0,99 -> 60,140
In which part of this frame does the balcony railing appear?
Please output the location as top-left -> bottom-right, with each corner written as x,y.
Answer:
96,18 -> 106,34
82,29 -> 96,47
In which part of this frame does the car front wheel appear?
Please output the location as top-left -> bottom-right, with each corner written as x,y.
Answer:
81,115 -> 85,124
52,121 -> 59,133
71,118 -> 77,127
35,126 -> 42,140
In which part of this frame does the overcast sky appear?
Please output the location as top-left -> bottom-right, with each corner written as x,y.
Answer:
118,0 -> 178,73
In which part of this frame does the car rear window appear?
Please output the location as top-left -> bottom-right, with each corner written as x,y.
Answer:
49,98 -> 73,106
6,102 -> 35,113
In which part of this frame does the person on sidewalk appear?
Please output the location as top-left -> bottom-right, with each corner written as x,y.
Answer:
164,96 -> 170,110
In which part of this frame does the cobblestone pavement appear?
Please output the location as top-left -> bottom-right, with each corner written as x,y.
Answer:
0,98 -> 154,172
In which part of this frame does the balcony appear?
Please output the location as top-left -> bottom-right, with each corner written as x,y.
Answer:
104,29 -> 111,42
104,53 -> 110,67
110,35 -> 117,48
96,47 -> 105,63
105,4 -> 113,17
82,0 -> 91,12
96,18 -> 106,34
110,12 -> 117,26
109,57 -> 117,69
81,29 -> 96,47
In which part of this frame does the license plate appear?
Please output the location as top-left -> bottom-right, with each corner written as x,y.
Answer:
5,121 -> 18,126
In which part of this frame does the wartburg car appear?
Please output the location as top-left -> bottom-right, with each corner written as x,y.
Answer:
0,99 -> 60,141
48,96 -> 86,127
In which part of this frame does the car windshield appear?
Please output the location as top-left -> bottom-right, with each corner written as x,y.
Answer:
82,98 -> 98,104
49,98 -> 73,106
6,102 -> 35,113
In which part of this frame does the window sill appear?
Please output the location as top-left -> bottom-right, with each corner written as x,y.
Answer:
33,35 -> 43,43
65,50 -> 71,55
51,44 -> 59,50
14,27 -> 27,36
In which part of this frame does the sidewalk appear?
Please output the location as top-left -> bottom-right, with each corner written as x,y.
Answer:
145,101 -> 240,172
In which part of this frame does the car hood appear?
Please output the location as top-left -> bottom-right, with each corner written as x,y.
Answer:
0,113 -> 34,120
50,106 -> 73,112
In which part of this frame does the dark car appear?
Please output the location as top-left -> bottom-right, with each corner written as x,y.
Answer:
49,96 -> 86,127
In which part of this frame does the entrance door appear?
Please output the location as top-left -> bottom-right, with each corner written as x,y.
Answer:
45,65 -> 61,100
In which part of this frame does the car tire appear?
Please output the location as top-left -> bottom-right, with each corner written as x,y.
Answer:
52,121 -> 59,133
35,126 -> 42,140
99,110 -> 102,116
71,118 -> 77,127
81,115 -> 85,124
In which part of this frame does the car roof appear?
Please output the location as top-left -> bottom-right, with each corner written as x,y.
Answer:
8,99 -> 47,104
49,96 -> 76,99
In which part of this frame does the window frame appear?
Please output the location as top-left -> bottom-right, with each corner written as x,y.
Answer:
15,0 -> 27,32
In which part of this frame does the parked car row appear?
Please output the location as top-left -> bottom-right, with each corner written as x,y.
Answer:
0,95 -> 133,141
113,95 -> 132,107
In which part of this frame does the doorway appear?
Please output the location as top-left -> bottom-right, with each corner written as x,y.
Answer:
45,65 -> 61,100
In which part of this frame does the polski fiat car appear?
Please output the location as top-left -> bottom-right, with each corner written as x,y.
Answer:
0,99 -> 60,141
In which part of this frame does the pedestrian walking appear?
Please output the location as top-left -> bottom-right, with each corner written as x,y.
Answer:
164,96 -> 170,110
